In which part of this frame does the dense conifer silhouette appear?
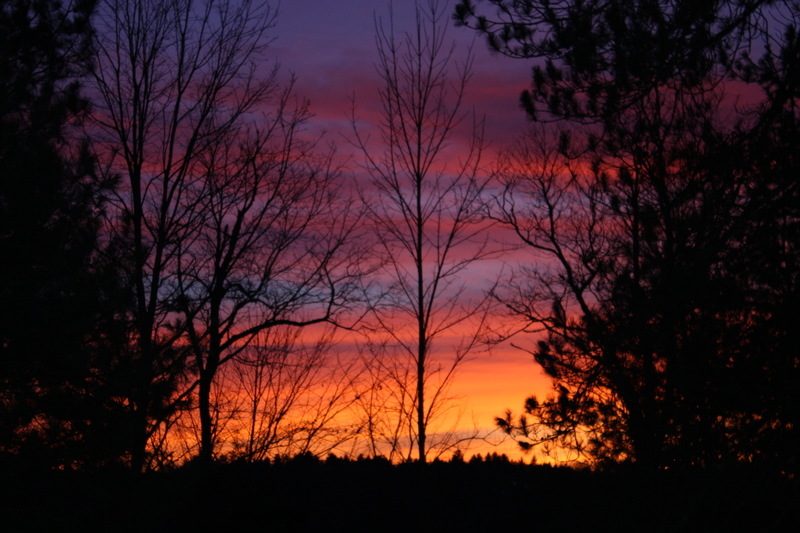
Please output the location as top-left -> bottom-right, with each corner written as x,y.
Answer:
457,0 -> 800,471
0,0 -> 130,467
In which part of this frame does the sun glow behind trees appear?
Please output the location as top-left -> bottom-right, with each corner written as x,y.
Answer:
4,0 -> 795,472
87,0 -> 538,466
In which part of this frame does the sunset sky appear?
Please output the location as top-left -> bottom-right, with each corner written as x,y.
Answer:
273,0 -> 530,147
4,0 -> 795,482
267,0 -> 551,457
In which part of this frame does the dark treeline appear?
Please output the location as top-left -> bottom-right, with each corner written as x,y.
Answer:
1,0 -> 799,479
3,455 -> 799,531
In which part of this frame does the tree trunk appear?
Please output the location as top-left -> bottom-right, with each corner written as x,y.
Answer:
198,369 -> 214,464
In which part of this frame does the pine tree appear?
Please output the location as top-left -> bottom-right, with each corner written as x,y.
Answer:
459,0 -> 800,471
0,0 -> 127,467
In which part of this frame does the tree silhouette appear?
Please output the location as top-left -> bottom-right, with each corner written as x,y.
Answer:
0,0 -> 127,467
352,0 -> 492,463
222,325 -> 363,461
93,0 -> 282,470
459,0 -> 800,470
173,86 -> 364,463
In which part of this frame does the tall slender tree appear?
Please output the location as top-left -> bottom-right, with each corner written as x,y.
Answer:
352,0 -> 492,463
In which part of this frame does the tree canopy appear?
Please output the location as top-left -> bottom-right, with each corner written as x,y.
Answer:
458,0 -> 800,471
0,0 -> 131,467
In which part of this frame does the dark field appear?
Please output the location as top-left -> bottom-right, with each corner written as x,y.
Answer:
3,456 -> 798,532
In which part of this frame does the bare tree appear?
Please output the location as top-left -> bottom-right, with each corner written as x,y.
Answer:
92,0 -> 282,470
174,86 -> 364,463
491,125 -> 626,464
352,0 -> 493,463
225,326 -> 364,461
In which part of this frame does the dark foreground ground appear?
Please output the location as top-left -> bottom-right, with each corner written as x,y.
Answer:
3,455 -> 798,532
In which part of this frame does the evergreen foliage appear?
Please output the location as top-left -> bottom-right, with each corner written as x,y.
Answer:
457,0 -> 800,472
0,0 -> 129,467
